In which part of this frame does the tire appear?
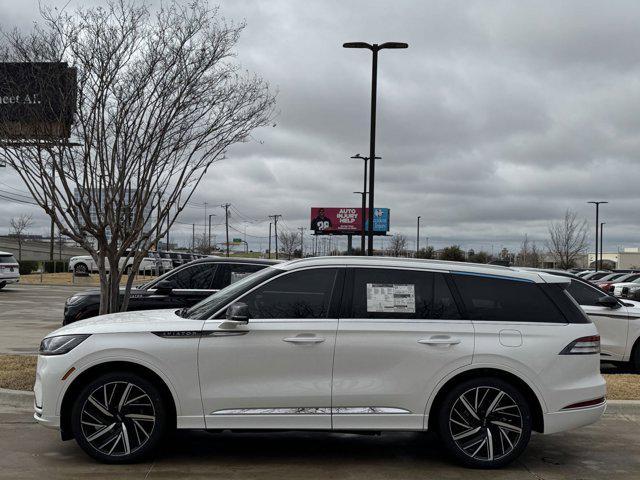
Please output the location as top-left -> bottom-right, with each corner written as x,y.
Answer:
71,372 -> 167,463
436,377 -> 532,469
0,282 -> 6,290
631,342 -> 640,373
74,263 -> 89,275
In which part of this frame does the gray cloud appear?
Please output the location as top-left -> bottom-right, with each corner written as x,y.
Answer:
1,0 -> 639,253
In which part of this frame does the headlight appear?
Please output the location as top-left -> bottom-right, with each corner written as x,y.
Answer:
39,335 -> 90,356
65,295 -> 85,305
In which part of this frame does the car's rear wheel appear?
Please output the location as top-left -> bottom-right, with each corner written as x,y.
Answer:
71,372 -> 167,463
436,377 -> 532,468
0,281 -> 6,290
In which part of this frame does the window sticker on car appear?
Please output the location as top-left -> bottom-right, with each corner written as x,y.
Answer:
366,283 -> 416,313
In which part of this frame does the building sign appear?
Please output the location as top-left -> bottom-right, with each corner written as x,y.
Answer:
0,62 -> 77,139
310,207 -> 390,235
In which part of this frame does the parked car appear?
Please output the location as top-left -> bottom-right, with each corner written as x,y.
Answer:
581,271 -> 611,282
593,272 -> 627,285
37,257 -> 605,467
520,268 -> 640,369
68,251 -> 159,276
0,251 -> 19,290
611,277 -> 640,298
63,257 -> 278,324
597,272 -> 640,293
147,251 -> 172,275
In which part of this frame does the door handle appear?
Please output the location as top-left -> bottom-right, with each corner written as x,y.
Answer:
283,337 -> 325,344
418,337 -> 461,346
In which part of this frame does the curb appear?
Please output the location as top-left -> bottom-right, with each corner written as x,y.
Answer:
0,388 -> 33,409
1,387 -> 639,414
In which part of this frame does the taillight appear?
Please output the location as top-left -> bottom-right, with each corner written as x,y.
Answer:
559,335 -> 600,355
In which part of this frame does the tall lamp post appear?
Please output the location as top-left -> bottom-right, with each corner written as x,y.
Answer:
416,216 -> 421,254
600,222 -> 605,269
351,154 -> 380,255
587,201 -> 608,270
343,41 -> 408,255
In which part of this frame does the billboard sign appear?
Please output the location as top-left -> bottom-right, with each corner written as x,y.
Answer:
310,207 -> 390,235
0,62 -> 77,139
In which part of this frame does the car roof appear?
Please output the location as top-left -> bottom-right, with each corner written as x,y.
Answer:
188,257 -> 281,265
275,256 -> 567,284
0,251 -> 15,256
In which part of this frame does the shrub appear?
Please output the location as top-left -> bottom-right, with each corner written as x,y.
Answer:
18,260 -> 39,275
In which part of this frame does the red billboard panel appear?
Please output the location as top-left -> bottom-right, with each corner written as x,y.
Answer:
310,207 -> 390,235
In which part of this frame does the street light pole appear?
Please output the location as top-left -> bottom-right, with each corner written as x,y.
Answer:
600,222 -> 605,268
208,214 -> 215,253
416,216 -> 421,254
343,41 -> 408,256
351,153 -> 380,255
588,201 -> 608,270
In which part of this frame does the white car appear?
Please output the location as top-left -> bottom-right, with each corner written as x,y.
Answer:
520,269 -> 640,371
612,278 -> 640,298
69,251 -> 160,275
0,251 -> 19,289
34,257 -> 605,468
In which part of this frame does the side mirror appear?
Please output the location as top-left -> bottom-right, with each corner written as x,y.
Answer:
226,302 -> 250,324
154,280 -> 173,295
597,295 -> 620,309
621,287 -> 630,297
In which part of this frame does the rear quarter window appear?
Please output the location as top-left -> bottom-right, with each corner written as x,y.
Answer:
452,274 -> 566,323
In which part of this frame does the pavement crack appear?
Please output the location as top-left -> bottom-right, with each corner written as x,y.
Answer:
144,461 -> 155,479
518,460 -> 546,480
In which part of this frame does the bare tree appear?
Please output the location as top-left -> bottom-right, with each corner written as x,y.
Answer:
387,234 -> 408,257
278,230 -> 298,260
0,1 -> 275,314
9,214 -> 33,261
547,209 -> 589,269
415,245 -> 435,259
514,234 -> 541,268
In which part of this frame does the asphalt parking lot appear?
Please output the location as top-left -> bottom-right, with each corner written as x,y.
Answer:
0,283 -> 87,354
0,405 -> 637,479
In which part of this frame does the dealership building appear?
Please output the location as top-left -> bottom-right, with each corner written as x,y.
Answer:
542,247 -> 640,270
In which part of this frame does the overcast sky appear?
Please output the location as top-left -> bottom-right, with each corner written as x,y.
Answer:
1,0 -> 639,253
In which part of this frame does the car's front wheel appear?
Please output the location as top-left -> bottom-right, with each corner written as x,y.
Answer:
71,372 -> 167,463
436,377 -> 532,468
0,281 -> 6,290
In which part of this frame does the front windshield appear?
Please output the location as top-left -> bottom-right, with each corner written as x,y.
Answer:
184,266 -> 281,320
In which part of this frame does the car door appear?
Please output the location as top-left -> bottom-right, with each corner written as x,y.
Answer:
198,266 -> 343,430
566,279 -> 629,361
332,267 -> 474,430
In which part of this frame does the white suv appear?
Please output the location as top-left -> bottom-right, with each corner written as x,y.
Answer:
0,251 -> 20,289
34,257 -> 605,468
68,251 -> 159,275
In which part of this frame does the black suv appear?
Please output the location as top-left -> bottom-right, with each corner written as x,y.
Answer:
63,257 -> 279,325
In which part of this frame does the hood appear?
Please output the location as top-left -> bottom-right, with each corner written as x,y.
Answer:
47,309 -> 204,337
621,299 -> 640,310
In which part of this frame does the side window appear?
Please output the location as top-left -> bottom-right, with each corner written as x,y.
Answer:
161,264 -> 216,290
567,279 -> 605,306
240,268 -> 338,319
351,268 -> 461,319
213,264 -> 267,289
453,274 -> 565,322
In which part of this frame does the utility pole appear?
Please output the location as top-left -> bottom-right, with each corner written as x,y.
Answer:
298,227 -> 305,258
208,214 -> 215,254
416,216 -> 421,254
50,163 -> 55,262
191,223 -> 195,252
203,202 -> 208,243
269,214 -> 282,259
221,203 -> 231,257
268,222 -> 272,259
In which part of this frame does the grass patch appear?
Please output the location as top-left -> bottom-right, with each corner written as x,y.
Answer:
0,355 -> 37,391
0,355 -> 638,401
